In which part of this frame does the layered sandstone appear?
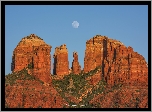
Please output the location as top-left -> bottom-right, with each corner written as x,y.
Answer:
11,34 -> 52,83
53,44 -> 69,77
84,35 -> 148,87
84,35 -> 105,73
72,51 -> 81,74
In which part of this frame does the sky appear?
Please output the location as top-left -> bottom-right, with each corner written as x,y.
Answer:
5,5 -> 148,75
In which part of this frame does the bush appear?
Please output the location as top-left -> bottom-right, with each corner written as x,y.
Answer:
27,62 -> 34,69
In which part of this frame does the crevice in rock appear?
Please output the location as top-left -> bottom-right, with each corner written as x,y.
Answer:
113,48 -> 116,62
11,55 -> 15,71
128,54 -> 130,65
107,66 -> 111,75
103,39 -> 107,60
32,57 -> 34,69
53,56 -> 57,75
101,60 -> 105,78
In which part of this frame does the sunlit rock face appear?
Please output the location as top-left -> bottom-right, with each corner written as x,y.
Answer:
53,44 -> 69,78
11,34 -> 52,83
83,35 -> 148,87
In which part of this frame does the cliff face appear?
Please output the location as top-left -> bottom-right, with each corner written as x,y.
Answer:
53,44 -> 69,77
11,34 -> 52,83
72,52 -> 81,74
84,35 -> 106,73
84,35 -> 148,87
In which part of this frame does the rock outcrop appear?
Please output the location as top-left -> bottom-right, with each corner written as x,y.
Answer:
84,35 -> 148,87
11,34 -> 52,83
53,44 -> 69,77
72,52 -> 81,74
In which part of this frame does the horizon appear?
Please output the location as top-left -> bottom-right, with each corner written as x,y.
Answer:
5,5 -> 148,75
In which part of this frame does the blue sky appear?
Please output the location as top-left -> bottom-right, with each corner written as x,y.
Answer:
5,5 -> 148,75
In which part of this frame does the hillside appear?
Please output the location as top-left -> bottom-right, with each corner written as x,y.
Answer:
5,34 -> 148,108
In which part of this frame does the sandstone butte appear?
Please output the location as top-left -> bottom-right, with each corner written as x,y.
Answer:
84,35 -> 148,87
5,34 -> 148,108
11,34 -> 52,83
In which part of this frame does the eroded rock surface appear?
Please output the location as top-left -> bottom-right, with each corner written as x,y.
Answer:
53,44 -> 69,78
84,35 -> 148,87
11,34 -> 52,83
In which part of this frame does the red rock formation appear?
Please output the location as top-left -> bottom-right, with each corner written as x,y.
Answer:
11,34 -> 52,83
72,51 -> 81,74
84,35 -> 148,87
6,34 -> 148,108
53,44 -> 69,77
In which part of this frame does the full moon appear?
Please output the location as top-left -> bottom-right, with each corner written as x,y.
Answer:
72,21 -> 79,28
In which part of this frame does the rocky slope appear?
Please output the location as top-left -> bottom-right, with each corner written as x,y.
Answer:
5,69 -> 67,108
5,34 -> 148,108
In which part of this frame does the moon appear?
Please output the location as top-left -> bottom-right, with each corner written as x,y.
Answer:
72,21 -> 79,28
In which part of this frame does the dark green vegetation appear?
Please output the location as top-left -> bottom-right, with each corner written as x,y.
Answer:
52,65 -> 107,108
52,66 -> 102,96
5,64 -> 44,86
27,62 -> 34,69
25,35 -> 43,40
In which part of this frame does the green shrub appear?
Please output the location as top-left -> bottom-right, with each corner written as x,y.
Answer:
27,62 -> 34,69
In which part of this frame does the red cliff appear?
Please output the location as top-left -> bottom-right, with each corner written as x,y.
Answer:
84,35 -> 148,87
11,34 -> 52,83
